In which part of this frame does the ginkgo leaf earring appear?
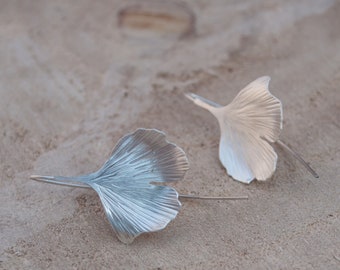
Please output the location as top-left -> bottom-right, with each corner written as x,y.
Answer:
32,129 -> 185,244
31,129 -> 247,243
185,76 -> 318,184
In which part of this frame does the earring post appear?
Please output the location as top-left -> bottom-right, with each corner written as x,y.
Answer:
179,194 -> 248,200
30,175 -> 248,200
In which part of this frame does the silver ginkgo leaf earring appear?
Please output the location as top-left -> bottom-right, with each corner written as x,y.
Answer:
185,76 -> 318,184
31,128 -> 247,243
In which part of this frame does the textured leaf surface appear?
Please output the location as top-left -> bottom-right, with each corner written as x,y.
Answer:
89,129 -> 189,243
216,76 -> 282,182
186,76 -> 282,183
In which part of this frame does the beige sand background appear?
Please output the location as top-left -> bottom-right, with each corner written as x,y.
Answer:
0,0 -> 339,269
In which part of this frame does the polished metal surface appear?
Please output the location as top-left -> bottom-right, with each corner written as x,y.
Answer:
31,129 -> 189,243
186,76 -> 318,183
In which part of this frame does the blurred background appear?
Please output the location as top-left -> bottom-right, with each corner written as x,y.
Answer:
0,0 -> 339,269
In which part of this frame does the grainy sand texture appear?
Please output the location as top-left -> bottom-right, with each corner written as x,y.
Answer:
0,0 -> 339,269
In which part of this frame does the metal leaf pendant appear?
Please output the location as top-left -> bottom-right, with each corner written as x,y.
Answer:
31,129 -> 189,243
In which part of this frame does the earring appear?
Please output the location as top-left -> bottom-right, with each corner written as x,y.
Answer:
185,76 -> 318,184
31,129 -> 247,243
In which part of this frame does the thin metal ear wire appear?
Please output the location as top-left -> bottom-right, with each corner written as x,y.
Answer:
275,139 -> 319,178
185,76 -> 318,183
30,175 -> 249,200
30,129 -> 247,244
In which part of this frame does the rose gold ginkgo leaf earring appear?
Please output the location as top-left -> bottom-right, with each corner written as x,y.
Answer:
185,76 -> 318,184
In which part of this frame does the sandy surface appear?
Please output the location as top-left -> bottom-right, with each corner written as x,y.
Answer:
1,0 -> 339,269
